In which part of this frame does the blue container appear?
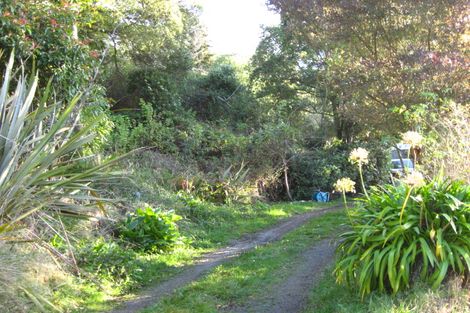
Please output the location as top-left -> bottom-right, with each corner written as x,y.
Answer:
312,191 -> 330,202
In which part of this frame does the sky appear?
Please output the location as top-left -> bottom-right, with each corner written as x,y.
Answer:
197,0 -> 280,62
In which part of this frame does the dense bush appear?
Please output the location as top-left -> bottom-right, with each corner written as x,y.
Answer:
289,140 -> 390,199
188,164 -> 252,204
119,206 -> 182,252
109,100 -> 186,153
182,58 -> 260,125
0,0 -> 110,104
334,177 -> 470,297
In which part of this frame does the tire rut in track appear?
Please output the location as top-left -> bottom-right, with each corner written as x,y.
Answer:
109,204 -> 341,313
226,238 -> 336,313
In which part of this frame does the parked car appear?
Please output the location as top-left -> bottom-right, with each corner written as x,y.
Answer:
390,143 -> 414,176
390,158 -> 414,175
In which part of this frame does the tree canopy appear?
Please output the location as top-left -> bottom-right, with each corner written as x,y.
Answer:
264,0 -> 469,137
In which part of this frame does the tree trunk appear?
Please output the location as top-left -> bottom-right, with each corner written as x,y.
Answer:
283,157 -> 293,201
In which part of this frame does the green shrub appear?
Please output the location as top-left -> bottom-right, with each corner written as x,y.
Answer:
109,100 -> 180,153
188,164 -> 251,204
120,206 -> 182,252
289,140 -> 390,199
334,177 -> 470,297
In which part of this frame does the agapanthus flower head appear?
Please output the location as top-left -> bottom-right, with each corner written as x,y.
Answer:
403,171 -> 426,188
349,148 -> 369,165
402,131 -> 423,147
334,177 -> 356,193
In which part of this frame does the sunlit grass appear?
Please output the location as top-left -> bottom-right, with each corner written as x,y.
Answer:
53,200 -> 339,312
140,210 -> 346,313
303,267 -> 470,313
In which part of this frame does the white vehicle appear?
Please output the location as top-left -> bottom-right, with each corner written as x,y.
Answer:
390,143 -> 414,175
390,158 -> 414,175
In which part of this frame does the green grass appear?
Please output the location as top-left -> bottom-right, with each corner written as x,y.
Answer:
139,209 -> 347,313
303,267 -> 470,313
134,206 -> 468,313
53,200 -> 338,312
176,199 -> 339,249
54,247 -> 201,312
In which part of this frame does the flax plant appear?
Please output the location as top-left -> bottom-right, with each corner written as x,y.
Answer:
0,53 -> 121,309
0,53 -> 119,234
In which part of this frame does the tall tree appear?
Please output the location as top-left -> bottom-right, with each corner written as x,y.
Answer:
104,0 -> 209,109
266,0 -> 469,136
251,26 -> 356,141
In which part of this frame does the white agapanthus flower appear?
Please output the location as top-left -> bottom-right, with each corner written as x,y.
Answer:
349,148 -> 369,165
402,131 -> 423,147
403,171 -> 426,188
334,177 -> 356,193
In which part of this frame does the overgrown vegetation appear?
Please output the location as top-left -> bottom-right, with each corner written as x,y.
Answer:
0,0 -> 468,311
0,53 -> 119,310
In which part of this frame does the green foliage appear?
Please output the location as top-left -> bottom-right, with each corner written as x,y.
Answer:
112,0 -> 208,69
105,0 -> 209,111
288,139 -> 390,199
335,177 -> 470,297
290,147 -> 355,199
108,99 -> 252,174
76,239 -> 142,287
0,0 -> 109,99
182,58 -> 259,125
0,54 -> 118,237
120,206 -> 182,252
81,99 -> 115,156
109,100 -> 182,153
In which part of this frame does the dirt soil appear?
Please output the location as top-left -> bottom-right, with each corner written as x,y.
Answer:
109,204 -> 341,313
227,238 -> 336,313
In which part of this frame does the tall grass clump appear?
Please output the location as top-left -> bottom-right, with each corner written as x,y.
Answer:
0,53 -> 118,309
334,175 -> 470,297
